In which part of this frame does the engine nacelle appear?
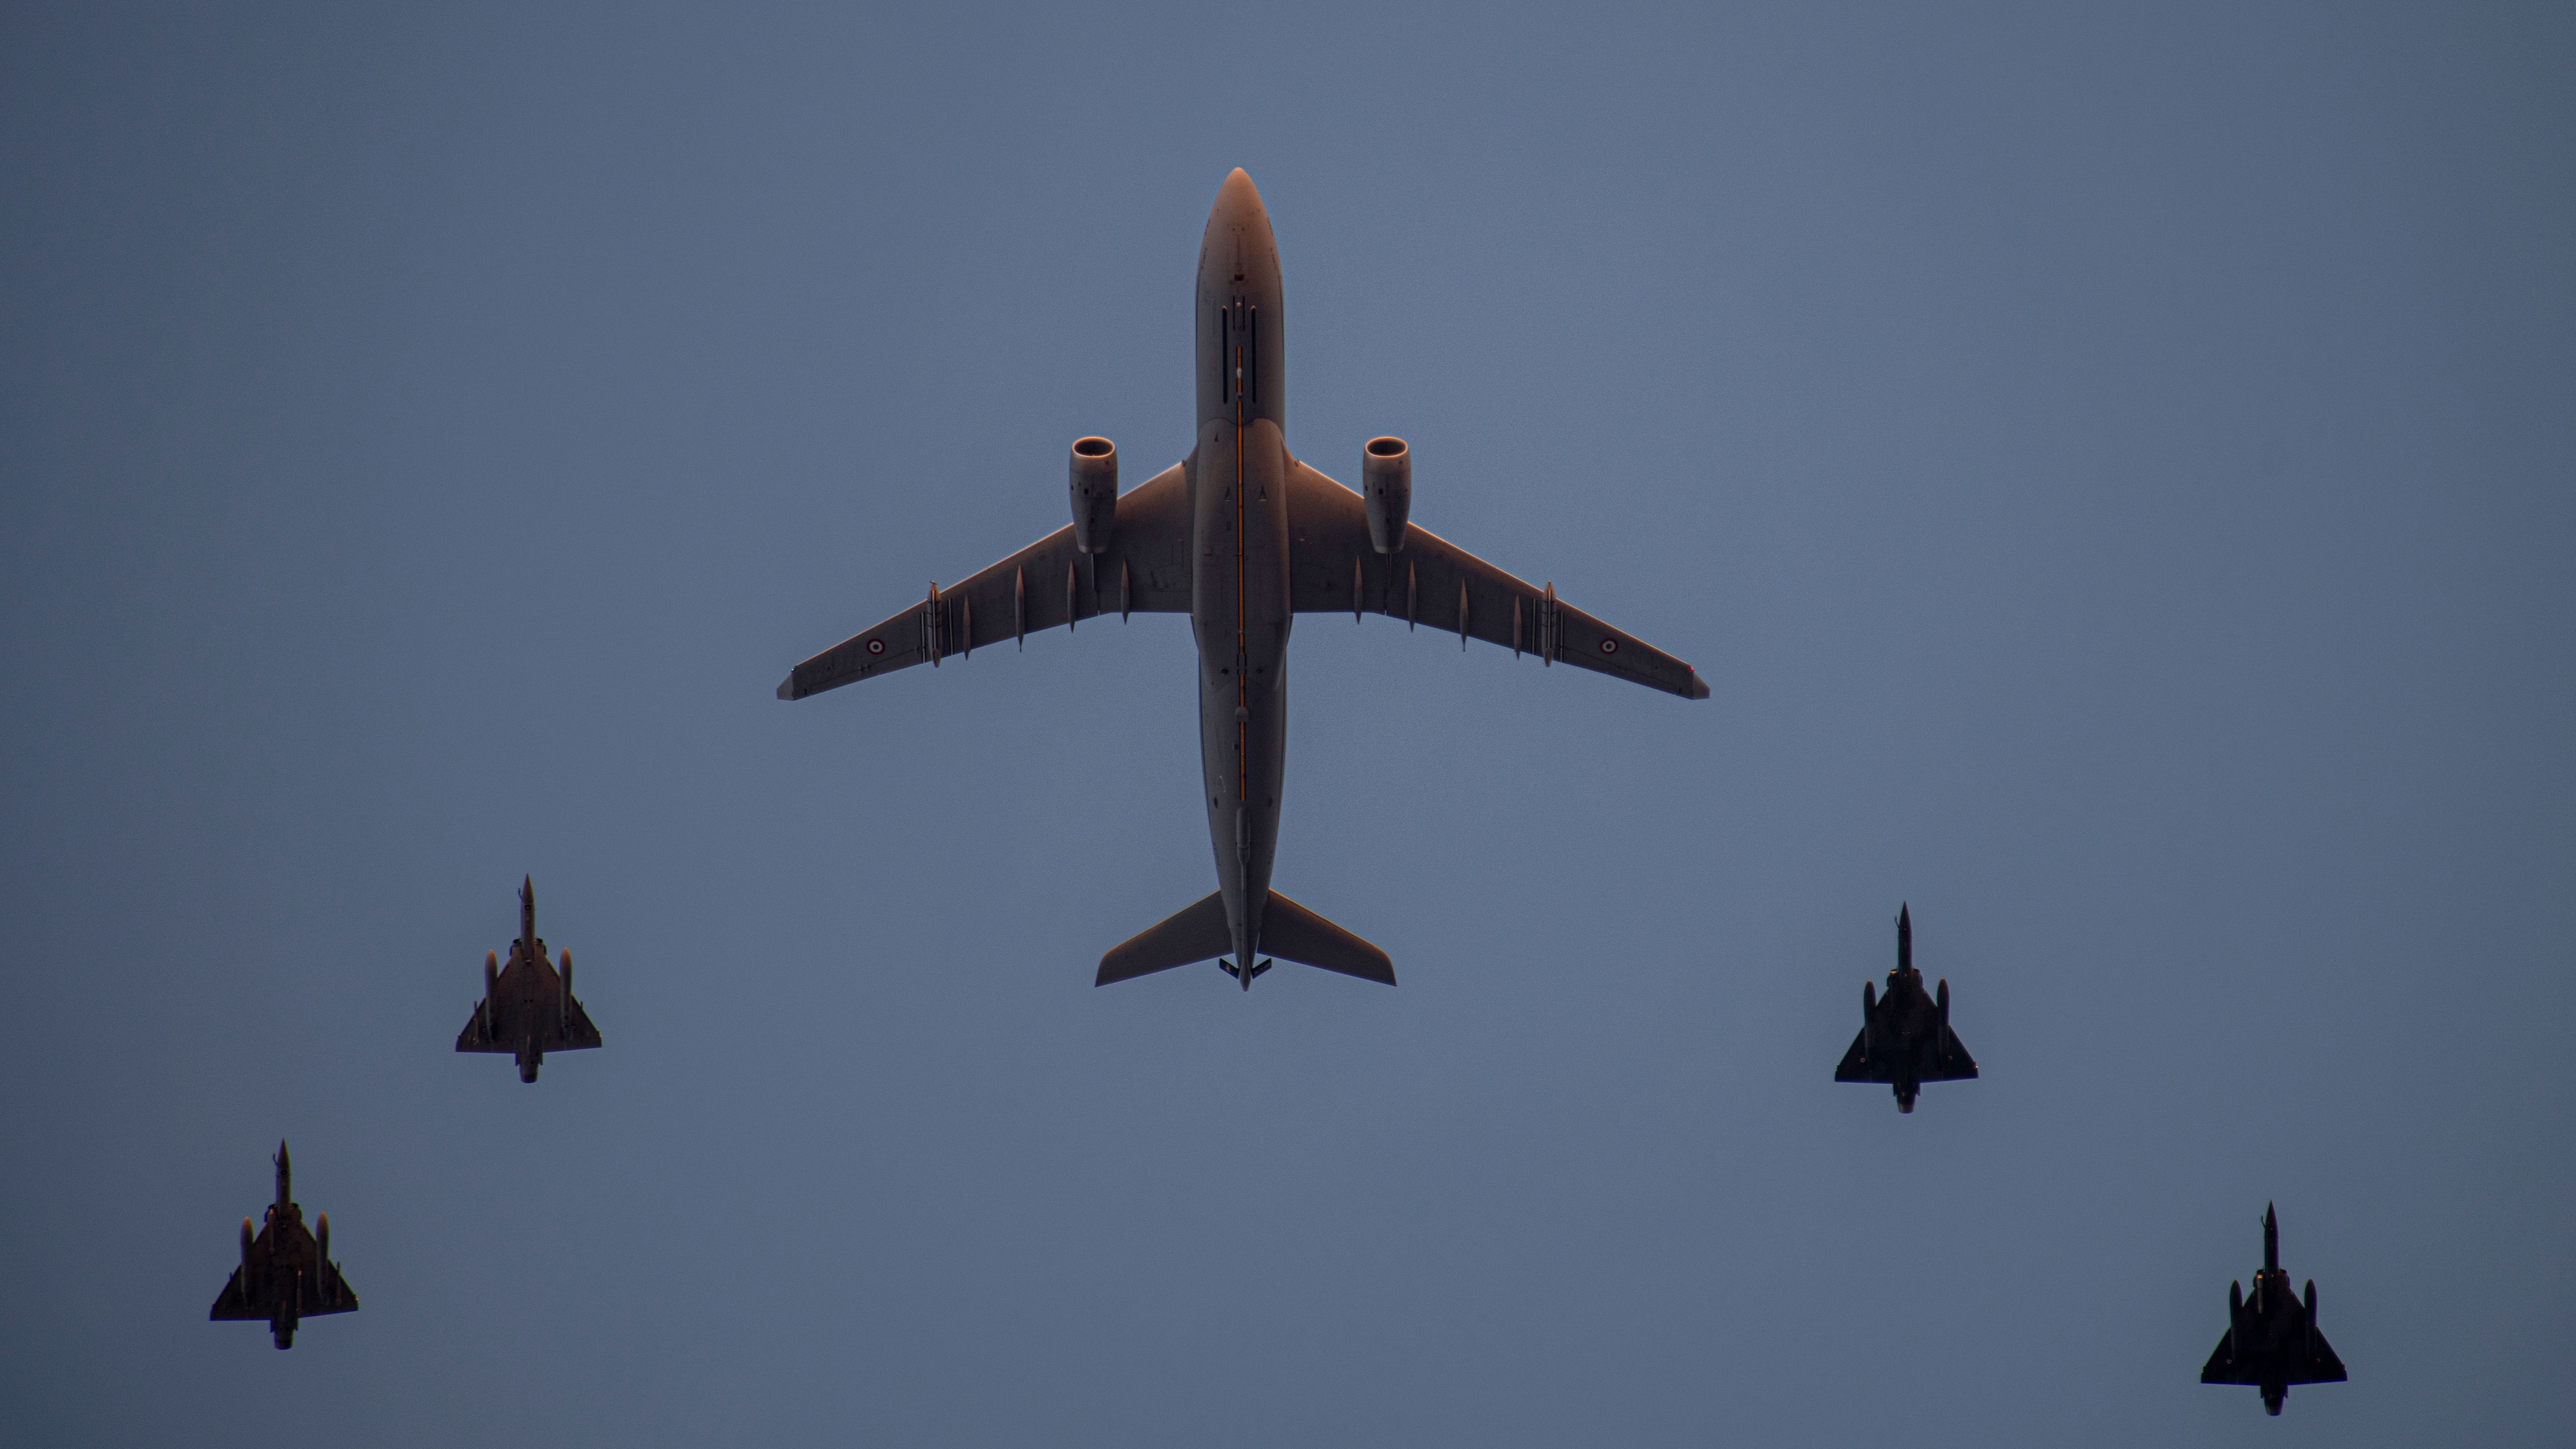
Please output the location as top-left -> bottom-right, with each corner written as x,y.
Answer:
1362,437 -> 1410,553
1069,437 -> 1117,553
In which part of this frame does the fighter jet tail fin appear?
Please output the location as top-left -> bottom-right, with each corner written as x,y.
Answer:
1258,890 -> 1395,986
1097,891 -> 1234,985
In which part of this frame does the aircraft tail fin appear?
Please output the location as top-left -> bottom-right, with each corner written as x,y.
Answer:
1259,890 -> 1396,985
1097,891 -> 1233,985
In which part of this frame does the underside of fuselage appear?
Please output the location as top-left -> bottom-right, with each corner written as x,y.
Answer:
1194,169 -> 1292,983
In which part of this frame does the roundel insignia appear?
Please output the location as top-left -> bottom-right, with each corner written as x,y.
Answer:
1600,638 -> 1618,654
865,638 -> 886,655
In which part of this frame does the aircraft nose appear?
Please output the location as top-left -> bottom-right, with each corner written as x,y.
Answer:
1213,167 -> 1263,225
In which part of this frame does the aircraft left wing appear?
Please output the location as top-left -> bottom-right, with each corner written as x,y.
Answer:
779,461 -> 1193,700
1925,1025 -> 1978,1082
1283,460 -> 1709,700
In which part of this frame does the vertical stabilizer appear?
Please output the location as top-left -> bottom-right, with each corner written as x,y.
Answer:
2264,1203 -> 2279,1273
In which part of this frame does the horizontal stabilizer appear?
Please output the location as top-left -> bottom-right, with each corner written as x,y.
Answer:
1260,890 -> 1395,985
1097,890 -> 1232,985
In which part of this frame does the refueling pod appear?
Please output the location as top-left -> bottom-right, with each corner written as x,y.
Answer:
1069,437 -> 1117,553
1362,437 -> 1410,553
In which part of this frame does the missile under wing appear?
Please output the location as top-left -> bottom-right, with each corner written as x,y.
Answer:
2202,1204 -> 2347,1414
1834,904 -> 1977,1112
209,1141 -> 357,1349
457,875 -> 602,1083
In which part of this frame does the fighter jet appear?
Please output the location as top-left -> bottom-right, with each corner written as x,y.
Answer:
778,169 -> 1708,990
456,875 -> 601,1082
209,1141 -> 357,1348
1834,904 -> 1977,1112
2202,1204 -> 2347,1415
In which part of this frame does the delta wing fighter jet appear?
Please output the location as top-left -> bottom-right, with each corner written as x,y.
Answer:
778,169 -> 1708,990
1834,904 -> 1977,1112
209,1141 -> 357,1348
2202,1204 -> 2347,1415
457,876 -> 601,1082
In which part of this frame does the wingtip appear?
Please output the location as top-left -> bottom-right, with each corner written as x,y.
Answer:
776,672 -> 796,701
1686,671 -> 1711,700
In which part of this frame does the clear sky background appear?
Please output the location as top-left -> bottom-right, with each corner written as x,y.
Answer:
3,4 -> 2569,1445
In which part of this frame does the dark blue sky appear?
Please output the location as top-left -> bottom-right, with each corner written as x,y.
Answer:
3,4 -> 2568,1444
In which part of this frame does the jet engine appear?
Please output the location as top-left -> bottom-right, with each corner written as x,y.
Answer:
1362,437 -> 1410,553
1069,437 -> 1117,553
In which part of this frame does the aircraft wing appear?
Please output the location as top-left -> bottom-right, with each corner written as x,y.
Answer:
211,1220 -> 358,1317
2289,1325 -> 2347,1385
779,461 -> 1193,700
1832,1026 -> 1886,1083
2200,1328 -> 2245,1384
1924,1025 -> 1978,1082
456,949 -> 601,1052
1283,460 -> 1709,700
210,1264 -> 263,1319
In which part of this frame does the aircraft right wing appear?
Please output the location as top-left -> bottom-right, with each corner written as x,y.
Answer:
1282,459 -> 1709,700
1832,1026 -> 1885,1083
779,461 -> 1194,701
2200,1328 -> 2245,1384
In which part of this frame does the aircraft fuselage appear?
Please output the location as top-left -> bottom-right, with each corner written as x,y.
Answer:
1191,171 -> 1292,985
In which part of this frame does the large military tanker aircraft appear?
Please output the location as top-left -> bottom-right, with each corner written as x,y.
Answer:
779,169 -> 1707,989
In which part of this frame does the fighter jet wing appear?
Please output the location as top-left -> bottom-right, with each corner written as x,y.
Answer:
210,1264 -> 264,1319
211,1220 -> 359,1318
1923,1025 -> 1979,1082
2292,1326 -> 2347,1385
456,949 -> 602,1052
556,991 -> 604,1050
2201,1329 -> 2247,1383
304,1257 -> 360,1316
1283,460 -> 1709,700
779,461 -> 1194,700
456,949 -> 531,1052
1832,1027 -> 1887,1083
